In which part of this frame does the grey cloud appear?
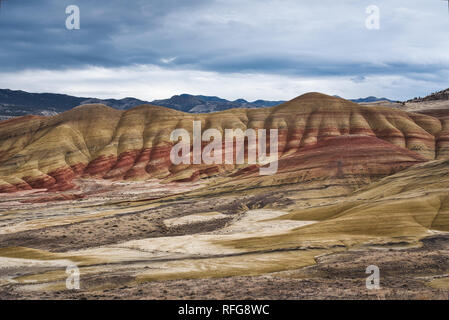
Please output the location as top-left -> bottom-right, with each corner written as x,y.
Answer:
0,0 -> 448,99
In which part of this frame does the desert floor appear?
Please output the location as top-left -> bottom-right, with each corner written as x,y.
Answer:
0,176 -> 449,300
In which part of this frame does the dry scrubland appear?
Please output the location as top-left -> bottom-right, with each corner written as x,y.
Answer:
0,93 -> 449,299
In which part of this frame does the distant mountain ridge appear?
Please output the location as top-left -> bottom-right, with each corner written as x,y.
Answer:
350,96 -> 396,103
0,88 -> 395,120
151,94 -> 285,113
334,95 -> 395,103
0,89 -> 285,119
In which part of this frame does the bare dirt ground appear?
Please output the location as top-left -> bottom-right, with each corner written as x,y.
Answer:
1,234 -> 449,300
1,178 -> 448,300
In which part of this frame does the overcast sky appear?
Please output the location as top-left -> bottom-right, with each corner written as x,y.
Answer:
0,0 -> 448,101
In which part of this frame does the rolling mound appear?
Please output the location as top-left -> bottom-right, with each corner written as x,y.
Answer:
229,134 -> 427,182
0,92 -> 447,194
221,158 -> 449,252
408,88 -> 449,103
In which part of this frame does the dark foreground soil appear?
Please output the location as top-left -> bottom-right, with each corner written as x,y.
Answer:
1,235 -> 449,300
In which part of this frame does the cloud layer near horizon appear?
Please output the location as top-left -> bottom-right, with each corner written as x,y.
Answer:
0,0 -> 448,100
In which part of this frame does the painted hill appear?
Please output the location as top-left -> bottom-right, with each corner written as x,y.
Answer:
221,157 -> 449,253
0,92 -> 447,193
